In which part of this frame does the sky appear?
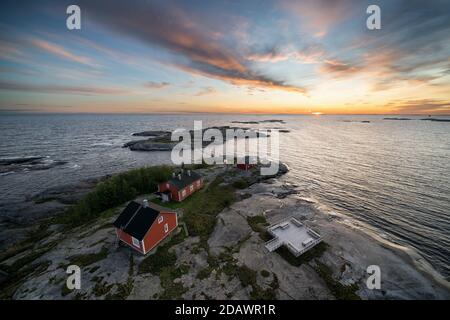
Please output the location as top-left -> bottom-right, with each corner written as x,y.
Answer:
0,0 -> 449,114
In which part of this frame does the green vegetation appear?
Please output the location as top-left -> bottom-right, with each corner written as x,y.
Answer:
275,242 -> 329,267
56,165 -> 172,227
247,215 -> 271,241
250,274 -> 279,300
232,178 -> 249,189
0,260 -> 51,299
314,261 -> 360,300
237,265 -> 257,287
93,281 -> 113,297
0,224 -> 52,265
138,229 -> 185,274
159,264 -> 189,299
137,228 -> 190,299
68,246 -> 108,267
196,266 -> 213,280
236,265 -> 279,300
180,175 -> 236,241
260,269 -> 270,278
106,255 -> 136,300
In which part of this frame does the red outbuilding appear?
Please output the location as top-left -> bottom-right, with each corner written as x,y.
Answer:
113,200 -> 177,254
236,156 -> 257,171
157,170 -> 203,202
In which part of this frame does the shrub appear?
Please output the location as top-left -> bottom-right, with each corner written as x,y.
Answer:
57,165 -> 172,227
260,269 -> 270,278
314,261 -> 360,300
232,179 -> 249,189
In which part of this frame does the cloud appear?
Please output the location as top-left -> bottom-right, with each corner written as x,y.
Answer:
77,0 -> 306,94
281,0 -> 357,37
318,59 -> 362,77
144,81 -> 170,89
0,81 -> 129,95
195,86 -> 216,96
388,99 -> 450,114
247,44 -> 324,64
29,38 -> 98,68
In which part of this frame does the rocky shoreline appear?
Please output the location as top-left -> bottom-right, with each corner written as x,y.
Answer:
0,162 -> 448,300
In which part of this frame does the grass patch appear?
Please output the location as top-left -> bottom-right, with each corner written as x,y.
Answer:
56,165 -> 172,227
159,264 -> 189,299
181,175 -> 236,241
237,265 -> 257,287
196,266 -> 213,280
138,229 -> 185,274
236,265 -> 279,300
0,224 -> 52,264
232,178 -> 249,189
247,215 -> 271,241
250,274 -> 279,300
314,261 -> 360,300
260,269 -> 270,278
0,260 -> 51,299
93,281 -> 113,297
68,246 -> 108,267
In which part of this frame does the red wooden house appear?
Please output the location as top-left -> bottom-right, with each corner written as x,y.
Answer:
157,170 -> 203,202
113,200 -> 177,254
236,156 -> 257,171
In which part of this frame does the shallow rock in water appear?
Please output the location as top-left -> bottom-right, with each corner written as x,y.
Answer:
0,157 -> 68,174
132,130 -> 171,137
124,140 -> 176,151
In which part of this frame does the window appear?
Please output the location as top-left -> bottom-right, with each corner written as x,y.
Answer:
164,223 -> 169,233
158,216 -> 164,224
181,189 -> 186,197
131,237 -> 140,248
190,185 -> 194,192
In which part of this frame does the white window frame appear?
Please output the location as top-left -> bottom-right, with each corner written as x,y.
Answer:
158,215 -> 164,224
164,223 -> 169,233
190,185 -> 194,192
131,236 -> 140,248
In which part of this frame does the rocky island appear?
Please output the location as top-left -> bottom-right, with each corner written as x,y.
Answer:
123,126 -> 270,152
0,162 -> 448,300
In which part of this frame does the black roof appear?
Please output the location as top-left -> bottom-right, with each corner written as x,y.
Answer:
113,201 -> 174,240
168,170 -> 202,190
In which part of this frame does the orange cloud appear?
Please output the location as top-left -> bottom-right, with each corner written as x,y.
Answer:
0,81 -> 129,95
30,39 -> 98,68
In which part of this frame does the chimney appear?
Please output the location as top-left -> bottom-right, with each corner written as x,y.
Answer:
172,172 -> 176,178
187,170 -> 191,176
142,199 -> 148,208
178,174 -> 182,180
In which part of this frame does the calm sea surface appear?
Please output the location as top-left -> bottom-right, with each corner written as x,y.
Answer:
0,113 -> 449,279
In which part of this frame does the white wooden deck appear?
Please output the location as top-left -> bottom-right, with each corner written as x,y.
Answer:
264,217 -> 322,256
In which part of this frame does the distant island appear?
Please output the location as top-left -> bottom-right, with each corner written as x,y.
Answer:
383,117 -> 450,122
124,126 -> 271,152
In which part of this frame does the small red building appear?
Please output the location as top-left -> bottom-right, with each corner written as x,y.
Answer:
236,156 -> 257,171
157,170 -> 203,202
113,200 -> 177,254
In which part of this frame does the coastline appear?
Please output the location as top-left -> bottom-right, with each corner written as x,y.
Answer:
311,201 -> 450,291
0,163 -> 448,299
